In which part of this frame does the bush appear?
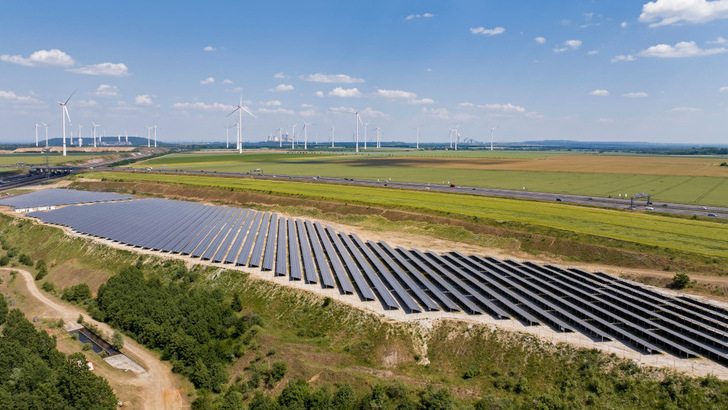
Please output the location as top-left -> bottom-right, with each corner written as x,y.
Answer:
62,283 -> 92,303
331,383 -> 356,409
82,343 -> 93,351
35,267 -> 48,281
41,281 -> 55,292
671,273 -> 691,289
17,253 -> 33,266
0,255 -> 9,266
35,259 -> 47,271
269,361 -> 287,383
112,330 -> 124,350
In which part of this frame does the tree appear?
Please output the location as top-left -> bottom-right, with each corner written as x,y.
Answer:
112,330 -> 124,350
671,273 -> 691,290
331,383 -> 357,410
0,255 -> 9,266
17,253 -> 33,266
62,283 -> 92,303
269,360 -> 287,383
419,387 -> 455,410
0,292 -> 7,325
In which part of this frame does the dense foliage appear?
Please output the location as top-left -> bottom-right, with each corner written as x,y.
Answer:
0,307 -> 117,408
61,283 -> 92,303
95,266 -> 255,392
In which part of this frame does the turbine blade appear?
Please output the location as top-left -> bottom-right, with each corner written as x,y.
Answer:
64,89 -> 77,105
242,106 -> 257,119
226,107 -> 241,117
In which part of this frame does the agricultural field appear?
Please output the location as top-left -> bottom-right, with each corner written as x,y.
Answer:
83,171 -> 728,260
0,152 -> 104,166
136,151 -> 728,206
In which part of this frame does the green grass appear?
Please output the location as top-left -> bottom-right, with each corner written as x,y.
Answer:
84,171 -> 728,259
135,152 -> 728,206
0,153 -> 103,166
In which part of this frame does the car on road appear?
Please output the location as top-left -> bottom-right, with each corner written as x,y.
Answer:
556,198 -> 562,202
708,213 -> 717,217
701,206 -> 707,210
645,206 -> 654,210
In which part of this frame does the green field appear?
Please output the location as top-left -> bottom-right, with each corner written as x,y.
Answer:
136,152 -> 728,206
85,171 -> 728,259
0,152 -> 103,166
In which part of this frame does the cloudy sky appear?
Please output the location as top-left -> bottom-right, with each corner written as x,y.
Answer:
1,0 -> 727,144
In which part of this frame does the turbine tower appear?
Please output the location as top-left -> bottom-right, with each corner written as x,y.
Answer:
41,122 -> 49,147
78,124 -> 83,147
275,127 -> 283,148
145,124 -> 152,148
289,123 -> 297,150
301,119 -> 315,150
153,125 -> 157,147
91,122 -> 100,148
330,123 -> 335,148
125,130 -> 129,144
374,123 -> 382,149
454,124 -> 461,151
34,122 -> 40,147
362,121 -> 370,150
413,125 -> 421,149
490,127 -> 496,151
227,94 -> 256,154
57,90 -> 75,156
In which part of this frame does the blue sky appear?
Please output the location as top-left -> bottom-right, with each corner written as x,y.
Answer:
1,0 -> 727,144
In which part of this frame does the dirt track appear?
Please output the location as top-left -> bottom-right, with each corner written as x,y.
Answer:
2,268 -> 186,410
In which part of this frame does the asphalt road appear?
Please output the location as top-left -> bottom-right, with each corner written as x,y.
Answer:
107,166 -> 728,220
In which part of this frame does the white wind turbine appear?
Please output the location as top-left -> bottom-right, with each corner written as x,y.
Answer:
454,124 -> 461,151
289,123 -> 297,149
145,124 -> 153,147
225,124 -> 235,149
41,122 -> 49,148
57,90 -> 75,156
330,123 -> 336,148
34,122 -> 40,147
301,119 -> 315,150
344,109 -> 362,153
275,127 -> 283,148
374,123 -> 382,148
490,127 -> 496,151
78,124 -> 84,147
413,125 -> 421,149
125,130 -> 129,144
362,120 -> 371,150
227,94 -> 256,154
153,125 -> 158,147
91,122 -> 100,148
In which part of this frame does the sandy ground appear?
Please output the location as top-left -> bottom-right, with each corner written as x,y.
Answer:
0,268 -> 188,409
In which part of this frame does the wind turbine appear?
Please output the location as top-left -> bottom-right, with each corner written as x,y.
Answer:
34,122 -> 40,147
275,127 -> 283,148
78,124 -> 84,147
301,119 -> 315,150
145,124 -> 152,147
153,125 -> 157,147
289,123 -> 297,150
413,125 -> 421,149
225,124 -> 235,149
330,123 -> 336,148
57,90 -> 75,156
454,124 -> 461,151
227,94 -> 256,154
125,130 -> 129,144
362,121 -> 370,150
490,127 -> 496,151
41,122 -> 49,147
374,123 -> 382,148
91,122 -> 100,148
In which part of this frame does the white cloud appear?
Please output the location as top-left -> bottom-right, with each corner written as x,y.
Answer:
623,92 -> 649,98
470,26 -> 506,36
273,72 -> 288,79
92,84 -> 118,97
408,98 -> 435,105
422,107 -> 450,120
639,41 -> 727,58
268,83 -> 294,92
453,113 -> 475,121
203,46 -> 216,51
667,106 -> 702,112
135,95 -> 153,106
314,91 -> 324,97
329,106 -> 386,118
0,90 -> 38,104
535,36 -> 546,44
376,89 -> 418,99
720,86 -> 728,92
68,62 -> 130,77
525,111 -> 545,119
639,0 -> 728,27
329,87 -> 361,97
329,106 -> 354,114
588,50 -> 600,55
258,107 -> 296,115
0,49 -> 75,67
611,54 -> 635,62
75,99 -> 98,108
222,79 -> 233,84
406,13 -> 435,20
259,100 -> 282,106
172,102 -> 235,111
621,21 -> 629,28
553,39 -> 582,52
200,77 -> 215,85
302,73 -> 364,83
708,36 -> 727,44
478,103 -> 526,113
589,89 -> 609,96
299,108 -> 318,117
457,102 -> 474,108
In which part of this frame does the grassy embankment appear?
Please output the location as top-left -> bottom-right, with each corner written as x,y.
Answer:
136,151 -> 728,206
2,213 -> 728,408
78,171 -> 728,274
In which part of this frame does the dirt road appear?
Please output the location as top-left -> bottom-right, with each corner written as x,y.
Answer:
3,268 -> 187,409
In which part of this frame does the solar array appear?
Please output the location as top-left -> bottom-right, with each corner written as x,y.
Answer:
27,198 -> 728,366
0,188 -> 133,209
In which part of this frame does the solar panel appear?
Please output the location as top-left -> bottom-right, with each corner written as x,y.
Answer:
288,219 -> 302,280
306,220 -> 335,288
296,219 -> 317,284
224,211 -> 257,264
314,222 -> 354,293
261,214 -> 278,271
249,212 -> 271,267
327,227 -> 376,301
275,218 -> 287,277
237,212 -> 264,266
0,188 -> 133,208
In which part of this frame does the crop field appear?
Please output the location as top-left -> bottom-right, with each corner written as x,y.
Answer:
84,171 -> 728,259
136,151 -> 728,206
0,152 -> 102,166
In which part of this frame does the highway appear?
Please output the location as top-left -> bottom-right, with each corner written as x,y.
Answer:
107,165 -> 728,220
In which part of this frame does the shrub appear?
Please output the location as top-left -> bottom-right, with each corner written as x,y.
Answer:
17,253 -> 32,266
0,255 -> 9,266
331,383 -> 356,409
671,273 -> 691,289
269,361 -> 287,383
35,267 -> 48,281
112,330 -> 124,350
82,343 -> 93,351
41,281 -> 55,292
62,283 -> 92,303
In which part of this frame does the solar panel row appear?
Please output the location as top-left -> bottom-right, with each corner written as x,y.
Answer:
26,198 -> 728,366
0,188 -> 134,208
